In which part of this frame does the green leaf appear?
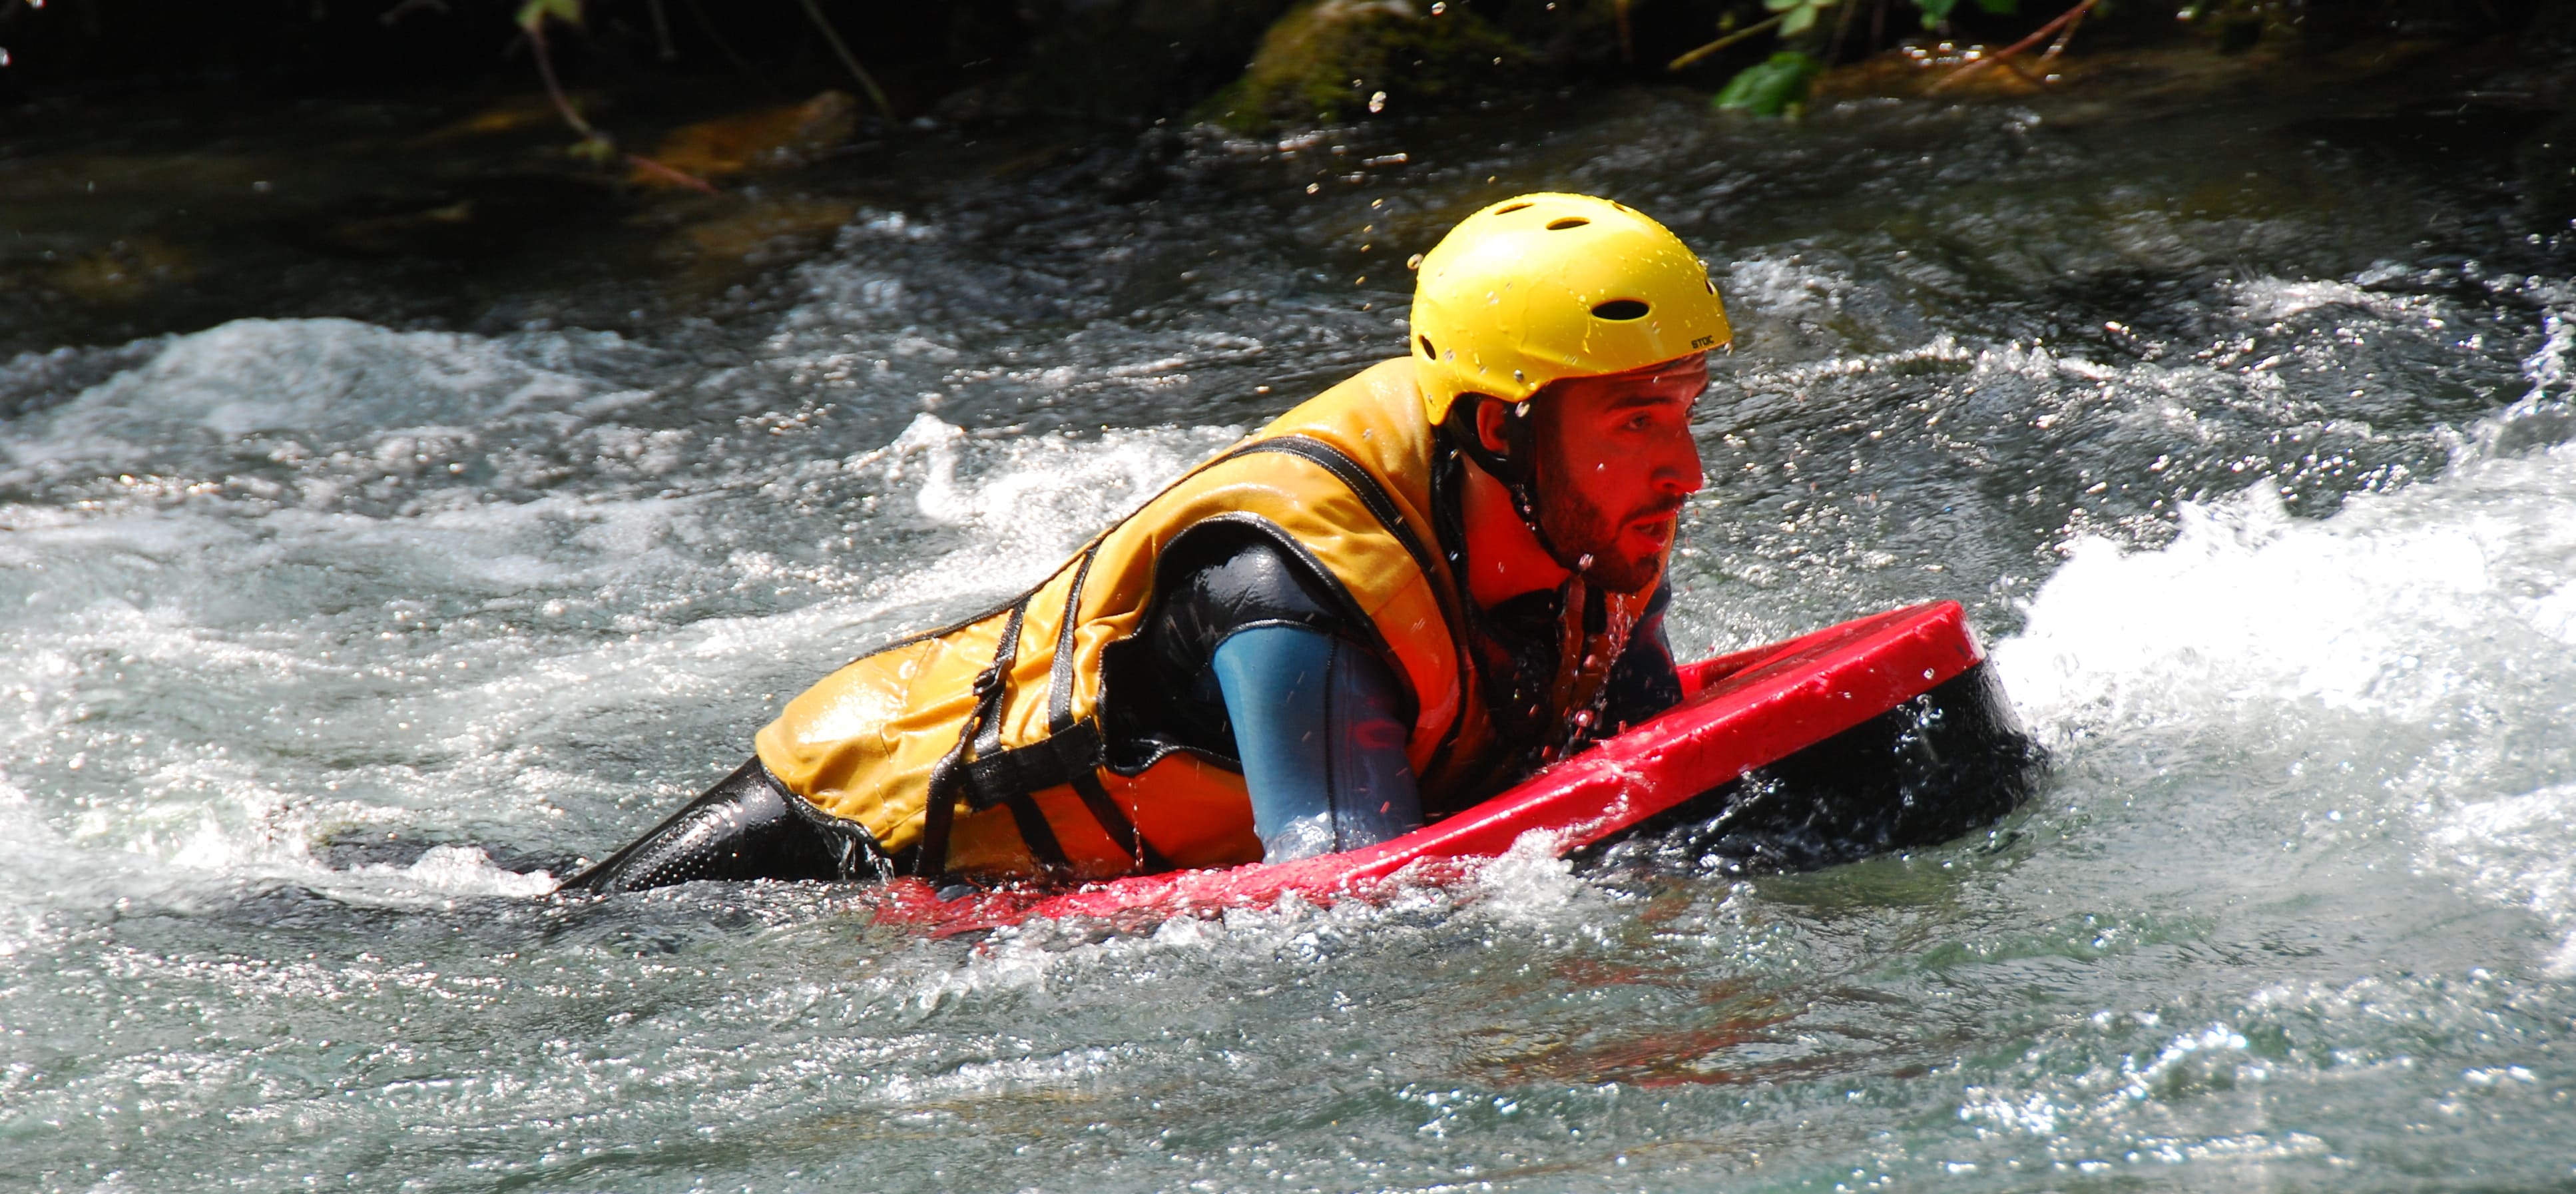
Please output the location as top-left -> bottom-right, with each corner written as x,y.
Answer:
517,0 -> 581,31
1914,0 -> 1959,25
1781,4 -> 1816,34
1712,51 -> 1822,117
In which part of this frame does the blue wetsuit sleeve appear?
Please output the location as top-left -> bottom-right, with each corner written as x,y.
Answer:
1209,625 -> 1425,862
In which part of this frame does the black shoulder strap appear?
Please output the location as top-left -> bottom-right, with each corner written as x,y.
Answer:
1047,546 -> 1175,873
914,597 -> 1034,880
1224,436 -> 1439,575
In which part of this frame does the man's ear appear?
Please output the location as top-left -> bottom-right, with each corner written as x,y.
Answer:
1472,397 -> 1512,459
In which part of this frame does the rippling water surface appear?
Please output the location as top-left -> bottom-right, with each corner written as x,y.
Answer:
5,67 -> 2575,1191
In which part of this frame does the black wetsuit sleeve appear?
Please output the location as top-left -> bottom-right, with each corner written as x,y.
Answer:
1124,527 -> 1365,760
559,757 -> 893,894
1600,583 -> 1684,735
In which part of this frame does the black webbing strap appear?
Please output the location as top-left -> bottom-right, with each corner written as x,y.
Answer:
1045,547 -> 1174,874
1226,438 -> 1439,575
999,791 -> 1073,878
913,597 -> 1032,880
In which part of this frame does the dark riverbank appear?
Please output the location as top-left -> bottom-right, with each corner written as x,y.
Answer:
5,1 -> 2573,368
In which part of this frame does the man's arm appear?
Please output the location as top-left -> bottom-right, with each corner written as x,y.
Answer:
1210,625 -> 1424,862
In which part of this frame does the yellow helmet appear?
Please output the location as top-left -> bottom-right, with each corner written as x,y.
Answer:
1409,192 -> 1732,426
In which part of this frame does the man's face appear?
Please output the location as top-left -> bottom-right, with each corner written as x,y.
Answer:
1527,355 -> 1708,594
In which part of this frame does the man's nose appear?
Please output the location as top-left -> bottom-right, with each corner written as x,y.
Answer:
1656,433 -> 1704,494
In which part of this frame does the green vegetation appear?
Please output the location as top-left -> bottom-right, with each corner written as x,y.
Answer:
1711,49 -> 1822,115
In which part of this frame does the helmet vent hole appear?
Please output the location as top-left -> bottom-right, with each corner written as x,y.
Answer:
1495,201 -> 1533,214
1546,217 -> 1591,230
1591,299 -> 1651,321
1419,335 -> 1436,358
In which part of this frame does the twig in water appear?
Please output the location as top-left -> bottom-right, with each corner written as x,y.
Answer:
1667,11 -> 1788,72
793,0 -> 896,120
1929,0 -> 2096,92
627,152 -> 720,194
1828,0 -> 1860,65
2039,1 -> 2087,63
645,0 -> 677,61
526,19 -> 597,140
527,13 -> 718,194
1615,0 -> 1636,63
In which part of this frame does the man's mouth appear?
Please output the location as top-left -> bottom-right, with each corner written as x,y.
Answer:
1624,499 -> 1686,539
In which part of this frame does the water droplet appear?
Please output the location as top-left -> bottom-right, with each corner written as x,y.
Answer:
1406,252 -> 1423,270
1514,401 -> 1531,416
1576,553 -> 1594,569
1368,91 -> 1388,115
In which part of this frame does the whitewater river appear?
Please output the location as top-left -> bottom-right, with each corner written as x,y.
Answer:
3,66 -> 2573,1190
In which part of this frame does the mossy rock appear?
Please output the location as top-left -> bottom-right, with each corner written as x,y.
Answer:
946,0 -> 1305,121
1200,0 -> 1536,132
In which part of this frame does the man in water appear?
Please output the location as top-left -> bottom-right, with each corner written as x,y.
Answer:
566,192 -> 1730,892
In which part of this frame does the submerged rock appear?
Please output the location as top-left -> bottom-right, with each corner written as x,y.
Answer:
308,176 -> 611,260
665,198 -> 860,290
634,91 -> 860,186
55,236 -> 193,302
1200,0 -> 1534,131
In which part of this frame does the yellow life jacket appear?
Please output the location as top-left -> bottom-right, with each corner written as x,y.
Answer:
752,358 -> 1651,880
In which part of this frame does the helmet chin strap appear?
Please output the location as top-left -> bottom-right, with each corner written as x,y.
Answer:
1453,396 -> 1583,575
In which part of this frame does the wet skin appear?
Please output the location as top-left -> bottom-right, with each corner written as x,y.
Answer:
1461,353 -> 1710,605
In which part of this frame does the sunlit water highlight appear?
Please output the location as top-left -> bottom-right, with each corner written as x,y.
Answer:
3,79 -> 2575,1191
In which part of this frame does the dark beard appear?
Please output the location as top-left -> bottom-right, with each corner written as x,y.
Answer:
1531,453 -> 1673,595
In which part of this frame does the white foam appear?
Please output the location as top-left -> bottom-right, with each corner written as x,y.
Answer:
1994,423 -> 2576,966
2428,783 -> 2576,976
1727,257 -> 1850,314
3,318 -> 623,471
2228,276 -> 2429,324
1992,483 -> 2529,727
342,845 -> 559,899
824,413 -> 1241,604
